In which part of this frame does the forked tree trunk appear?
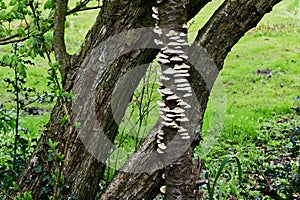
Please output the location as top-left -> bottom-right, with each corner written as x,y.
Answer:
17,0 -> 207,199
16,0 -> 282,199
100,0 -> 282,199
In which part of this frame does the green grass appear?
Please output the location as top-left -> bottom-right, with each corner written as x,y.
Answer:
201,0 -> 300,139
65,0 -> 100,54
196,0 -> 300,198
188,0 -> 224,43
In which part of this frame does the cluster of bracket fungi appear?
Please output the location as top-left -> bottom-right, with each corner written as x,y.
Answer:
152,3 -> 192,155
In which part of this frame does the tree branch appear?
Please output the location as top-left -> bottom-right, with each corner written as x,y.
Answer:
67,0 -> 92,15
53,0 -> 71,81
0,26 -> 30,44
193,0 -> 283,69
72,5 -> 102,13
0,36 -> 30,45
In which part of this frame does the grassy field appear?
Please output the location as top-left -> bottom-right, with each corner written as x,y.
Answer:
194,0 -> 300,199
0,0 -> 299,199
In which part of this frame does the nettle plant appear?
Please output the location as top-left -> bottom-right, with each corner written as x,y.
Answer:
0,0 -> 56,196
0,42 -> 54,193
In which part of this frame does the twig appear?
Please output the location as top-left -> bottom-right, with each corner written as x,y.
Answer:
0,26 -> 30,42
74,6 -> 102,12
67,0 -> 90,15
0,188 -> 14,200
0,35 -> 30,45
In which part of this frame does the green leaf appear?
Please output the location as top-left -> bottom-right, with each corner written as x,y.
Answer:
208,155 -> 243,200
0,1 -> 6,9
0,10 -> 6,20
16,62 -> 27,77
9,0 -> 17,6
11,4 -> 19,12
23,191 -> 33,200
29,48 -> 36,59
47,153 -> 53,162
2,54 -> 11,66
10,55 -> 17,66
56,152 -> 65,162
48,138 -> 58,150
44,0 -> 55,10
34,165 -> 42,173
60,114 -> 70,124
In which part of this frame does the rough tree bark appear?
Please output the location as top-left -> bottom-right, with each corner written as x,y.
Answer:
17,0 -> 207,199
16,0 -> 282,199
100,0 -> 282,199
154,0 -> 198,199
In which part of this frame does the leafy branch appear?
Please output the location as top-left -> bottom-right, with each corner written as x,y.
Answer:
0,0 -> 102,45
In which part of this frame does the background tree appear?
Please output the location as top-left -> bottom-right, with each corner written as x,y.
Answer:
0,0 -> 283,199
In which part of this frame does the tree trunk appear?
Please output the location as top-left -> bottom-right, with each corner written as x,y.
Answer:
154,0 -> 198,199
17,0 -> 207,199
100,0 -> 282,199
18,0 -> 156,199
